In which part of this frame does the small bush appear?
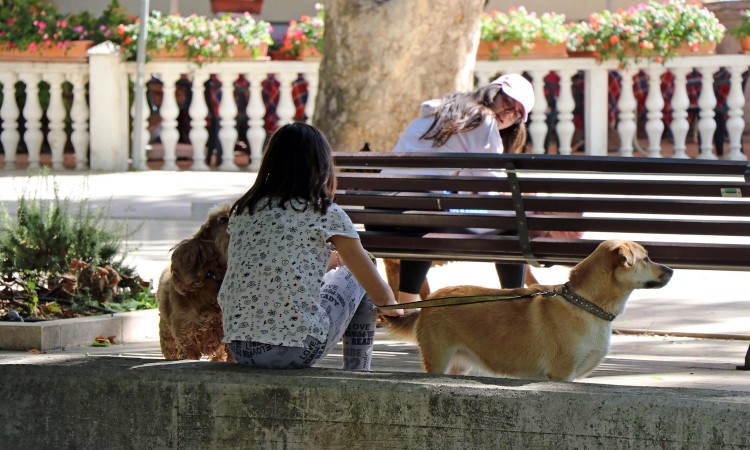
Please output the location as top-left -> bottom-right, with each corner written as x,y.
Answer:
0,173 -> 155,319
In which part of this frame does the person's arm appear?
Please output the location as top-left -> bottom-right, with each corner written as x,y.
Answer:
328,235 -> 403,317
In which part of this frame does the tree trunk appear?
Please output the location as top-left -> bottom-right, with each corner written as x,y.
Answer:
314,0 -> 485,152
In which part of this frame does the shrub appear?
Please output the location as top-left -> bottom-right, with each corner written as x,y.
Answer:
0,174 -> 154,320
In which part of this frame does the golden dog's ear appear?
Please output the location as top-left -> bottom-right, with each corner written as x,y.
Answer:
616,244 -> 636,267
170,237 -> 213,295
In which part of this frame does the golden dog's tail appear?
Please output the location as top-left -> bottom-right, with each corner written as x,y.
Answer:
381,311 -> 419,341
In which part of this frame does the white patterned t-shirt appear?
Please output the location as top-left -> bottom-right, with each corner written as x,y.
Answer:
218,198 -> 360,347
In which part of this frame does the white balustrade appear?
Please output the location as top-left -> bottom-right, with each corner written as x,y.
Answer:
68,72 -> 89,170
0,72 -> 20,169
2,53 -> 750,173
555,69 -> 576,155
188,71 -> 210,171
129,72 -> 150,171
697,65 -> 719,160
669,67 -> 691,159
645,66 -> 665,157
617,70 -> 638,157
527,69 -> 549,155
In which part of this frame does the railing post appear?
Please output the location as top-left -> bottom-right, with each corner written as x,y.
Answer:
88,42 -> 129,171
585,67 -> 609,155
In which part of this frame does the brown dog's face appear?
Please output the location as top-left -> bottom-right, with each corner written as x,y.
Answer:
608,240 -> 673,290
170,204 -> 231,295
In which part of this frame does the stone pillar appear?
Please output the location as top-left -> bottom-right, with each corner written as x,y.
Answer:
88,42 -> 129,171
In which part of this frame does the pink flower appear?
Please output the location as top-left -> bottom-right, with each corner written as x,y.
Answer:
28,42 -> 37,51
38,21 -> 46,30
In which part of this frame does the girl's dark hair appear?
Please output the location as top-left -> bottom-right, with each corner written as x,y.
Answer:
420,84 -> 528,153
231,122 -> 337,216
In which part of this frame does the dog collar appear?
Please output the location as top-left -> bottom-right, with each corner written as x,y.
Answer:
559,283 -> 616,322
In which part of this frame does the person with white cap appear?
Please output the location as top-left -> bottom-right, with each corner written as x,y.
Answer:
387,73 -> 536,305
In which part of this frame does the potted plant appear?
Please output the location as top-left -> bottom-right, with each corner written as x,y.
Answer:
0,0 -> 95,61
281,3 -> 324,60
120,11 -> 273,65
478,7 -> 569,60
729,9 -> 750,52
569,0 -> 725,67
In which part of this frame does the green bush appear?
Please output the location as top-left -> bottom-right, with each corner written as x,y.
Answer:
0,173 -> 155,319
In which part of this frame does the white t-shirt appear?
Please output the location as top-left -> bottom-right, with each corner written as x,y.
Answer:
388,100 -> 505,177
218,198 -> 360,347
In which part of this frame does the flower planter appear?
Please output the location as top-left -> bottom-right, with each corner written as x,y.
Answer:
741,37 -> 750,53
0,309 -> 159,351
296,45 -> 322,61
0,40 -> 95,62
211,0 -> 263,14
151,42 -> 269,61
674,41 -> 717,56
480,40 -> 568,60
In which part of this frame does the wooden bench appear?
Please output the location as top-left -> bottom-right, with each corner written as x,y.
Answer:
332,152 -> 750,366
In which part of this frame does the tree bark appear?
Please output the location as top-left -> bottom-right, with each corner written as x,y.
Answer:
314,0 -> 485,152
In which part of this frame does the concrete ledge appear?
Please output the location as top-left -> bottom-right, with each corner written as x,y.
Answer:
1,356 -> 748,449
0,309 -> 159,351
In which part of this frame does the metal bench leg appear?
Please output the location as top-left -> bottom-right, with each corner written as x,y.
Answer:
737,343 -> 750,370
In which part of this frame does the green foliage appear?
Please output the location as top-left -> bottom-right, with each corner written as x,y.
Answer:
0,172 -> 154,319
569,0 -> 725,67
119,11 -> 273,65
282,3 -> 324,58
480,7 -> 569,57
0,0 -> 131,51
730,9 -> 750,40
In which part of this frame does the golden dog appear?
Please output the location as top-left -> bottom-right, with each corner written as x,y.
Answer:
158,204 -> 234,362
385,240 -> 673,381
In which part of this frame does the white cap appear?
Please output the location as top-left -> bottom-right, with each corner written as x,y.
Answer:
490,74 -> 535,121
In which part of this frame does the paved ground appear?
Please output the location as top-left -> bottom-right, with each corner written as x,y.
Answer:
1,170 -> 749,392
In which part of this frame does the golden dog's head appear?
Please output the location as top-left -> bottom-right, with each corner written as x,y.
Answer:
584,239 -> 673,290
170,203 -> 231,295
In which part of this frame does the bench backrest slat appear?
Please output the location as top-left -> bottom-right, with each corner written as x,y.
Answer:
332,152 -> 750,271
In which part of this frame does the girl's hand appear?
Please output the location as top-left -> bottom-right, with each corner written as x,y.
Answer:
378,300 -> 404,317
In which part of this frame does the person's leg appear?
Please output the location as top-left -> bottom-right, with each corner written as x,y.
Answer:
318,266 -> 376,370
229,337 -> 325,369
495,263 -> 527,288
341,295 -> 377,370
229,266 -> 372,370
398,259 -> 432,303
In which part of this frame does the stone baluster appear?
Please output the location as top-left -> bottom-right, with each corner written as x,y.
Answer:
275,71 -> 297,125
188,71 -> 210,170
246,72 -> 266,172
527,69 -> 548,154
555,69 -> 576,155
217,71 -> 239,171
0,72 -> 20,169
129,72 -> 150,171
669,67 -> 690,159
725,64 -> 746,161
616,70 -> 637,157
158,71 -> 181,170
584,68 -> 610,156
697,66 -> 718,159
43,72 -> 67,170
68,73 -> 89,170
645,66 -> 665,157
20,72 -> 43,169
304,71 -> 319,124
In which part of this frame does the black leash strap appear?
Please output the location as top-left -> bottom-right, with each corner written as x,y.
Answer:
506,162 -> 540,267
378,288 -> 557,310
379,283 -> 617,322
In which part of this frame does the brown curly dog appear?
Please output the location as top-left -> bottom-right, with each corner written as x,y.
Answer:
157,204 -> 234,362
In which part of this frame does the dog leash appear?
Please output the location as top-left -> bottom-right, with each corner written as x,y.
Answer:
378,283 -> 616,322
